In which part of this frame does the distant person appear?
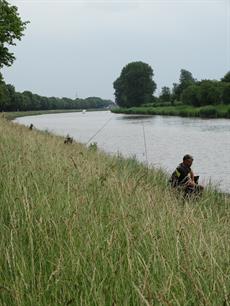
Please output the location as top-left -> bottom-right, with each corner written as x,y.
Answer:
29,124 -> 33,130
170,154 -> 203,195
64,134 -> 73,144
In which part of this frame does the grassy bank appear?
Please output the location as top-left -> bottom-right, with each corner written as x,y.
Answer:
0,117 -> 230,305
112,104 -> 230,119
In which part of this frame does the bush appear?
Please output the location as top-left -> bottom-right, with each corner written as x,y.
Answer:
222,83 -> 230,104
199,106 -> 219,118
227,107 -> 230,118
181,85 -> 200,107
198,81 -> 221,106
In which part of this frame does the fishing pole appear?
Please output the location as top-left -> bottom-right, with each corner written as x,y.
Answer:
142,120 -> 149,165
86,116 -> 113,145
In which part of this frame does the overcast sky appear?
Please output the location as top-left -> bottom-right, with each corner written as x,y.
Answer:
2,0 -> 230,100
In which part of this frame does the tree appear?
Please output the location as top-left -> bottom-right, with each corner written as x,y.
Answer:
113,61 -> 156,108
0,72 -> 4,84
221,71 -> 230,83
0,83 -> 10,111
171,83 -> 180,103
173,69 -> 196,101
198,80 -> 221,105
179,69 -> 195,85
181,85 -> 200,106
5,83 -> 16,110
222,83 -> 230,104
0,0 -> 28,68
159,86 -> 171,102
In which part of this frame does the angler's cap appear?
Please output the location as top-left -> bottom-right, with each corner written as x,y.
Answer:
183,154 -> 193,161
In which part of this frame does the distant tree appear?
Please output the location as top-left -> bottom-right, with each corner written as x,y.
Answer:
14,92 -> 23,110
221,71 -> 230,83
0,0 -> 29,68
179,69 -> 195,85
171,83 -> 180,103
49,97 -> 58,109
23,91 -> 39,110
222,83 -> 230,104
0,72 -> 4,84
173,69 -> 196,101
181,80 -> 225,106
198,80 -> 221,105
181,85 -> 200,106
0,83 -> 10,111
5,84 -> 16,110
159,86 -> 171,102
113,61 -> 156,107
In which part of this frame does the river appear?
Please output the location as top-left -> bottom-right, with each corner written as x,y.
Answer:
15,111 -> 230,193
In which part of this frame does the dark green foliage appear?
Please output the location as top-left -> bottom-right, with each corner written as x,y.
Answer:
172,69 -> 196,102
159,86 -> 171,102
198,80 -> 221,105
112,104 -> 230,118
0,82 -> 10,110
113,61 -> 156,108
199,106 -> 218,118
0,0 -> 29,68
222,83 -> 230,104
182,80 -> 228,107
221,71 -> 230,83
0,72 -> 4,84
0,80 -> 114,111
181,85 -> 200,106
115,69 -> 230,116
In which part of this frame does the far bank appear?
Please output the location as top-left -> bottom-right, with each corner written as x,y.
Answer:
112,104 -> 230,119
3,108 -> 108,121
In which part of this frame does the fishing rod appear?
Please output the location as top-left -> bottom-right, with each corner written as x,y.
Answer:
142,120 -> 149,165
86,115 -> 113,145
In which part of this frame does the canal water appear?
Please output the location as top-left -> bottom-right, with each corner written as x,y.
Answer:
15,111 -> 230,192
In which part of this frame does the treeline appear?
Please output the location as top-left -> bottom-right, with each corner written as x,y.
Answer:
158,70 -> 230,106
0,77 -> 114,112
113,62 -> 230,108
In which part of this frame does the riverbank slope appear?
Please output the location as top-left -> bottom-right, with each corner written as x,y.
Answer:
1,117 -> 229,305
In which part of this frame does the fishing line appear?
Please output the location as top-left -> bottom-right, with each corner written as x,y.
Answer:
86,116 -> 113,145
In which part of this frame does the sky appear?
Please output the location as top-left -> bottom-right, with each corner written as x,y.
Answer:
2,0 -> 230,101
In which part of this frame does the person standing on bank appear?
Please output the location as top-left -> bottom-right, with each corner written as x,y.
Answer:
171,154 -> 203,194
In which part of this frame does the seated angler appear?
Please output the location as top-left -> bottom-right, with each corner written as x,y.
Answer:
170,154 -> 204,195
64,134 -> 73,144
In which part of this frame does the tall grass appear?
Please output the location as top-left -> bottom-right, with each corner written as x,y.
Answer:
0,117 -> 230,305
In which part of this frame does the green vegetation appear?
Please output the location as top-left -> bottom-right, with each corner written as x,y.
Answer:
0,83 -> 114,112
0,0 -> 28,68
112,104 -> 230,118
221,71 -> 230,83
114,69 -> 230,118
159,86 -> 171,103
171,69 -> 196,103
1,2 -> 229,303
1,116 -> 230,305
113,62 -> 156,108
